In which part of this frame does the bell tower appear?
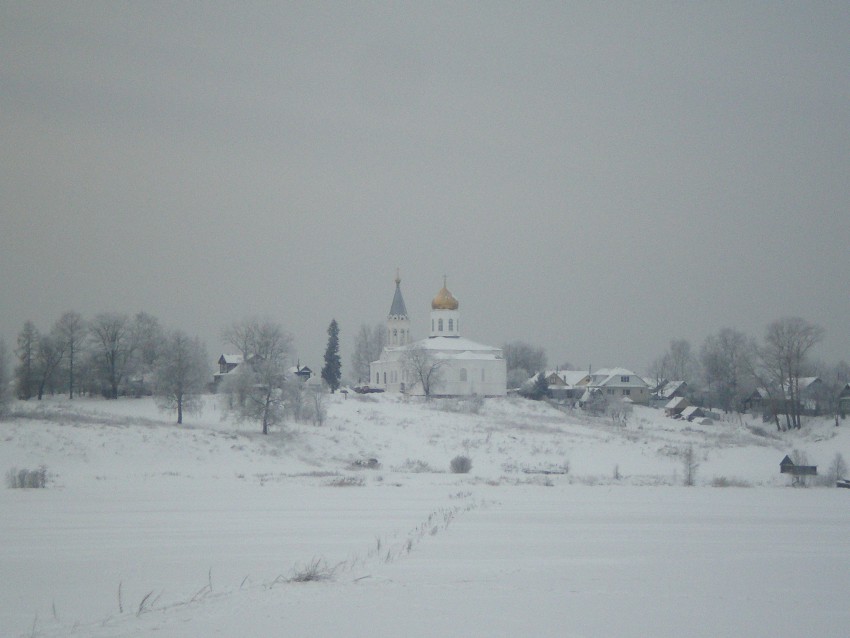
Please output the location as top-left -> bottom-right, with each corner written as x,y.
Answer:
386,270 -> 411,347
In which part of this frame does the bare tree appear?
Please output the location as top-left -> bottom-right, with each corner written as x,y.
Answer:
351,323 -> 386,384
0,339 -> 11,418
14,320 -> 39,399
54,311 -> 87,399
646,354 -> 669,390
815,359 -> 850,417
403,344 -> 446,399
700,328 -> 755,412
34,332 -> 65,400
89,313 -> 136,399
153,330 -> 209,424
282,376 -> 307,421
223,320 -> 292,434
307,385 -> 327,426
827,452 -> 848,485
649,339 -> 698,391
761,317 -> 824,430
682,445 -> 699,486
222,318 -> 259,360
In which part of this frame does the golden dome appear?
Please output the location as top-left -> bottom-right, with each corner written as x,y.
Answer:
431,278 -> 459,310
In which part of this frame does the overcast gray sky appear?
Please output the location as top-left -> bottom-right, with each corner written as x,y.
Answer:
2,2 -> 848,375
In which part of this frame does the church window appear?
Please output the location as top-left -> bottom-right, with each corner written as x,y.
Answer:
376,373 -> 379,384
438,319 -> 443,332
460,368 -> 467,382
448,319 -> 453,332
383,372 -> 387,385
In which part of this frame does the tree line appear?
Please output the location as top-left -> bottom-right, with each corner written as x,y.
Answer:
4,311 -> 208,424
0,312 -> 345,433
648,317 -> 848,430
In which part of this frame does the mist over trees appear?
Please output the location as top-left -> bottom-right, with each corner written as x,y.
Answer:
648,339 -> 698,388
4,303 -> 847,437
643,317 -> 841,431
502,341 -> 547,389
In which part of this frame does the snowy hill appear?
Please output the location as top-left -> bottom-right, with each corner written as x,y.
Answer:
2,395 -> 849,637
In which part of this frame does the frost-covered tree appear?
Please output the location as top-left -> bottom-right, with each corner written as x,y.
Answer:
223,320 -> 292,434
321,319 -> 341,393
351,323 -> 386,384
14,320 -> 39,400
153,330 -> 208,424
132,311 -> 164,376
521,372 -> 550,401
89,313 -> 136,399
54,311 -> 87,399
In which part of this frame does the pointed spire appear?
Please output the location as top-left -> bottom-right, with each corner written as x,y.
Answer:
389,271 -> 408,318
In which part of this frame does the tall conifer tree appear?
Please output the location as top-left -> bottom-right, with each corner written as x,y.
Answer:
322,319 -> 341,393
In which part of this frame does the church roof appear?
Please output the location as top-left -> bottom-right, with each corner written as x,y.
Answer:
388,276 -> 408,318
418,336 -> 501,355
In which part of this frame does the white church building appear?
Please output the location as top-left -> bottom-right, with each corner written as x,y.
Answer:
370,276 -> 506,397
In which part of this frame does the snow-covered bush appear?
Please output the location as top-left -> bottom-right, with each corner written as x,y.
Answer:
394,459 -> 438,473
326,476 -> 365,487
711,476 -> 752,488
450,455 -> 472,474
6,466 -> 47,488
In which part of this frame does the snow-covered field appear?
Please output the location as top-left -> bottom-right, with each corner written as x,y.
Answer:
2,394 -> 850,637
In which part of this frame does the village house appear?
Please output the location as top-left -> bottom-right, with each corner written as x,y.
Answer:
581,368 -> 650,405
743,377 -> 828,417
540,370 -> 591,401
